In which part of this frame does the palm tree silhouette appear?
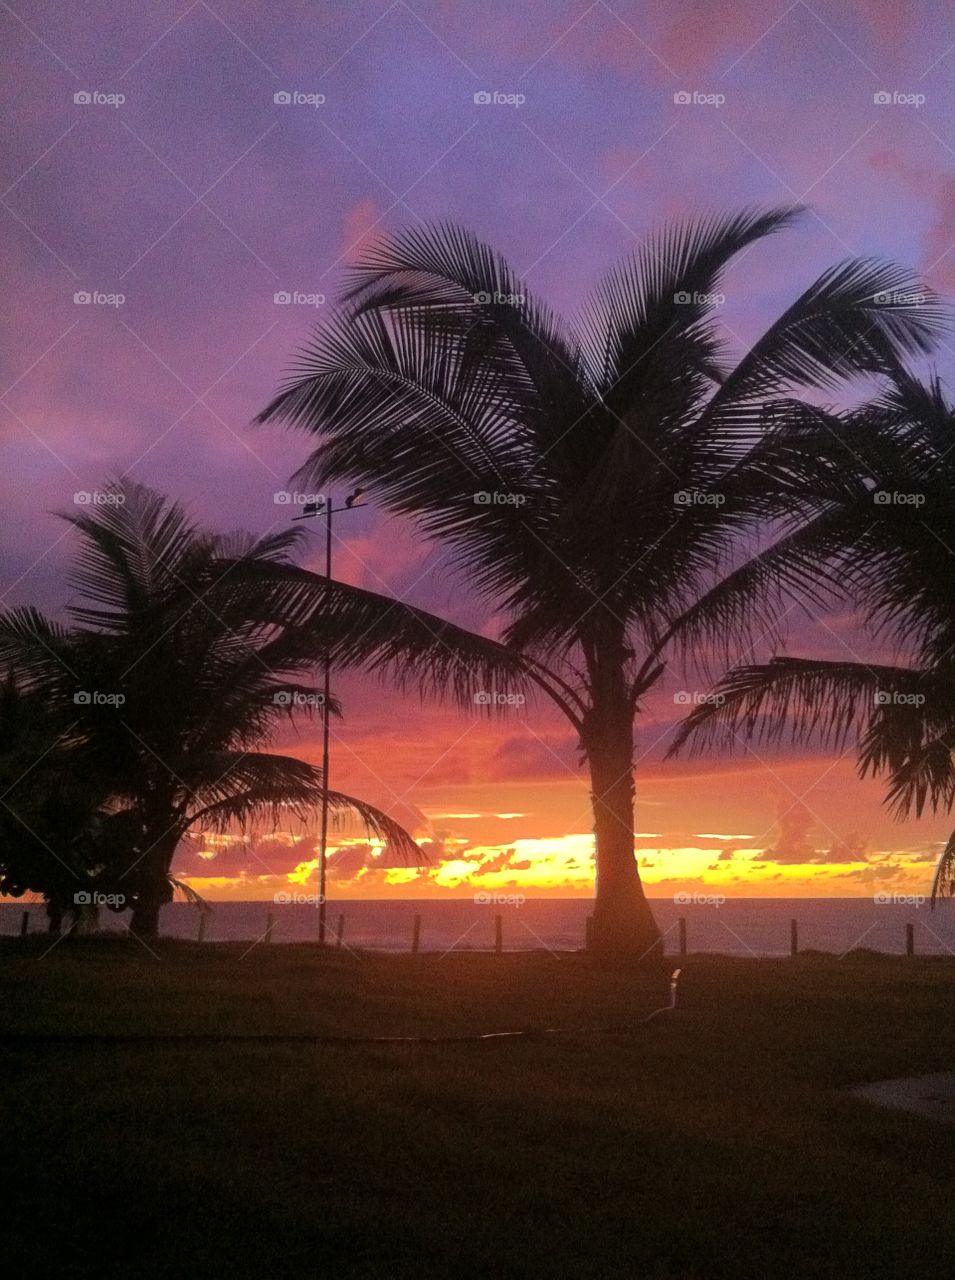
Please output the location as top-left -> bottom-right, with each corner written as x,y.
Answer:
257,209 -> 943,956
669,369 -> 955,901
0,676 -> 117,933
0,482 -> 419,936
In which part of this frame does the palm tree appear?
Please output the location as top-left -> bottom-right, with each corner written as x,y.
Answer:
668,369 -> 955,901
0,482 -> 420,936
0,676 -> 117,933
254,209 -> 944,956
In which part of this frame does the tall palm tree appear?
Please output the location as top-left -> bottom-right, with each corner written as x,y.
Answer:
668,370 -> 955,901
0,482 -> 419,936
255,209 -> 944,957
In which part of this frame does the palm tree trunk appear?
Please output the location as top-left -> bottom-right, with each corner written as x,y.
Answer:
128,826 -> 179,939
583,644 -> 662,961
129,895 -> 163,938
45,900 -> 63,936
586,728 -> 662,960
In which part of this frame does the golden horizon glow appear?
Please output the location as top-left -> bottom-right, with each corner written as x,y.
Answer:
165,754 -> 949,901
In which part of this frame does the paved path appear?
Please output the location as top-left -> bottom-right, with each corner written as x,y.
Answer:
853,1072 -> 955,1123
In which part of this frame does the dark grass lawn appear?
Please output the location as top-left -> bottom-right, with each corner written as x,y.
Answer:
2,939 -> 955,1279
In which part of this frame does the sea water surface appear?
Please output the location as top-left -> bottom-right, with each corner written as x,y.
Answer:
4,897 -> 955,956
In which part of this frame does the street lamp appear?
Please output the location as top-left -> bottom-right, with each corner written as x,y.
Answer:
293,487 -> 366,944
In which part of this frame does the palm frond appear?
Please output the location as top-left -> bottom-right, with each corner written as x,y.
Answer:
227,559 -> 535,706
340,220 -> 593,410
711,260 -> 945,405
61,479 -> 205,629
668,657 -> 925,757
931,828 -> 955,904
582,205 -> 802,405
186,750 -> 422,863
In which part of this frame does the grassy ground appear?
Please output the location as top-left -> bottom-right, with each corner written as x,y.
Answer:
2,939 -> 954,1279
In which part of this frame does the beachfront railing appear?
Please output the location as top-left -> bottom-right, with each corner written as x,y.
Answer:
9,905 -> 939,956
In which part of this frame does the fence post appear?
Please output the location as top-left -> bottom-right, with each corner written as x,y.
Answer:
790,918 -> 798,957
20,910 -> 29,938
335,914 -> 345,948
585,915 -> 594,951
678,917 -> 687,957
197,912 -> 207,943
495,914 -> 503,955
906,922 -> 915,956
265,911 -> 274,943
411,913 -> 421,955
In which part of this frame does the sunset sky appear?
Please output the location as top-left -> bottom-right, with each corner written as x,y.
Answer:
4,0 -> 955,901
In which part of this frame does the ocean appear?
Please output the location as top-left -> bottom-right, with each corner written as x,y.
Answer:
4,897 -> 955,956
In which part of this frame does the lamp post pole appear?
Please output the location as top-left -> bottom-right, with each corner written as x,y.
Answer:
293,489 -> 365,946
317,499 -> 332,945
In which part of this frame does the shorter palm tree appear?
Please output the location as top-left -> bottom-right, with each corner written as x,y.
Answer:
0,482 -> 420,936
669,370 -> 955,901
0,677 -> 119,932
